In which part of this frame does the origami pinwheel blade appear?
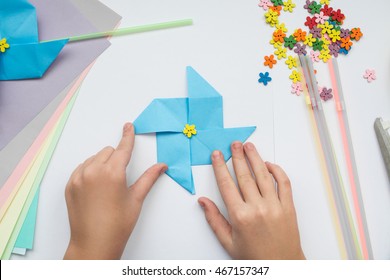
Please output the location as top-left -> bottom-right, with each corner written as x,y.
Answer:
0,0 -> 68,80
134,67 -> 256,194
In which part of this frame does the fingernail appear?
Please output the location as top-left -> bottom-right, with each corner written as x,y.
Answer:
160,165 -> 168,174
198,200 -> 205,208
245,142 -> 255,150
232,141 -> 242,150
123,123 -> 133,132
212,150 -> 221,160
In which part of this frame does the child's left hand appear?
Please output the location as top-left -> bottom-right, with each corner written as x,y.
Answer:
64,123 -> 167,259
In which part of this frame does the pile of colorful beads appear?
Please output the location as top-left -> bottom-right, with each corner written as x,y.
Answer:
257,0 -> 364,98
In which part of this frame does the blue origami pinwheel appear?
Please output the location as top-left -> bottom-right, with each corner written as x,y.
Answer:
0,0 -> 68,80
134,67 -> 256,194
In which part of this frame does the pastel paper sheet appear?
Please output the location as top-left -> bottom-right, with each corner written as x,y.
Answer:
0,0 -> 112,151
0,88 -> 80,259
134,67 -> 256,194
0,1 -> 121,256
2,0 -> 121,254
0,0 -> 68,80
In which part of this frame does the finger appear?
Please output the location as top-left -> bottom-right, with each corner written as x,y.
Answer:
231,141 -> 262,202
211,150 -> 243,210
94,146 -> 115,163
128,163 -> 167,205
82,155 -> 96,167
266,162 -> 294,209
108,122 -> 135,168
243,142 -> 276,198
198,197 -> 233,254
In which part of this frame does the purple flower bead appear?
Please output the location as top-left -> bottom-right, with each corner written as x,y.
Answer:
294,43 -> 307,55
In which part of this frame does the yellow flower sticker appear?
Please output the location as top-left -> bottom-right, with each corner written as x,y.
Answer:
183,124 -> 197,138
0,38 -> 10,53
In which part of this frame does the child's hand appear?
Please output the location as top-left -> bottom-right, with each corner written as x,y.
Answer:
198,142 -> 305,260
64,123 -> 167,259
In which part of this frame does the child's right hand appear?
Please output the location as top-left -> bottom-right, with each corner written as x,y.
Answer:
198,141 -> 305,260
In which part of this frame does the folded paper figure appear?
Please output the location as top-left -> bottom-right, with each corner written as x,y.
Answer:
0,0 -> 67,80
134,67 -> 256,194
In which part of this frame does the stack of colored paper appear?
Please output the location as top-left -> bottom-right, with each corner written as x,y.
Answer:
0,0 -> 121,259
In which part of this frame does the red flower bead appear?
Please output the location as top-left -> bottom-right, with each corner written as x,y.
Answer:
320,4 -> 333,16
304,16 -> 317,29
331,9 -> 345,24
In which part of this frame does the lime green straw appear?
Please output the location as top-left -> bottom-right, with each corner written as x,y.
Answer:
43,19 -> 193,43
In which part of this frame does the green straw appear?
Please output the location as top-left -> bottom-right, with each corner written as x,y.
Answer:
43,19 -> 193,43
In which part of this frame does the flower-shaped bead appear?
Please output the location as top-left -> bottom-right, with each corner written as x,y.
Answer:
314,12 -> 330,25
329,29 -> 341,42
274,46 -> 287,59
350,28 -> 363,41
310,50 -> 320,62
285,55 -> 297,69
319,21 -> 333,35
0,38 -> 10,53
183,124 -> 197,138
258,72 -> 272,85
270,5 -> 282,16
264,54 -> 277,68
284,35 -> 297,49
304,33 -> 316,47
310,26 -> 322,39
289,70 -> 301,82
283,0 -> 296,13
339,48 -> 349,55
319,48 -> 331,62
291,82 -> 303,96
329,42 -> 340,57
305,16 -> 317,30
294,29 -> 307,42
308,2 -> 322,14
331,9 -> 345,24
321,4 -> 333,16
320,0 -> 329,5
258,0 -> 272,10
265,10 -> 279,27
270,38 -> 283,49
320,87 -> 333,101
340,37 -> 352,50
363,69 -> 376,83
312,39 -> 324,51
276,23 -> 288,33
294,43 -> 307,55
273,29 -> 286,43
340,28 -> 350,39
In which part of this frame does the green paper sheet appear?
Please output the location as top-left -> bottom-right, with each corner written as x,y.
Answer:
2,91 -> 79,259
14,189 -> 39,249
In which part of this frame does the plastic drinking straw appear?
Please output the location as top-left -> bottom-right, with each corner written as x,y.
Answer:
299,55 -> 361,259
297,60 -> 348,259
42,19 -> 193,43
328,58 -> 373,259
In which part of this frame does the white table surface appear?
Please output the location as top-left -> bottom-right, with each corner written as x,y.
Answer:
15,0 -> 390,259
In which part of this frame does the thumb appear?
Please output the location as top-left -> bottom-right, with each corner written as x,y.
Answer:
198,197 -> 233,254
128,163 -> 167,205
